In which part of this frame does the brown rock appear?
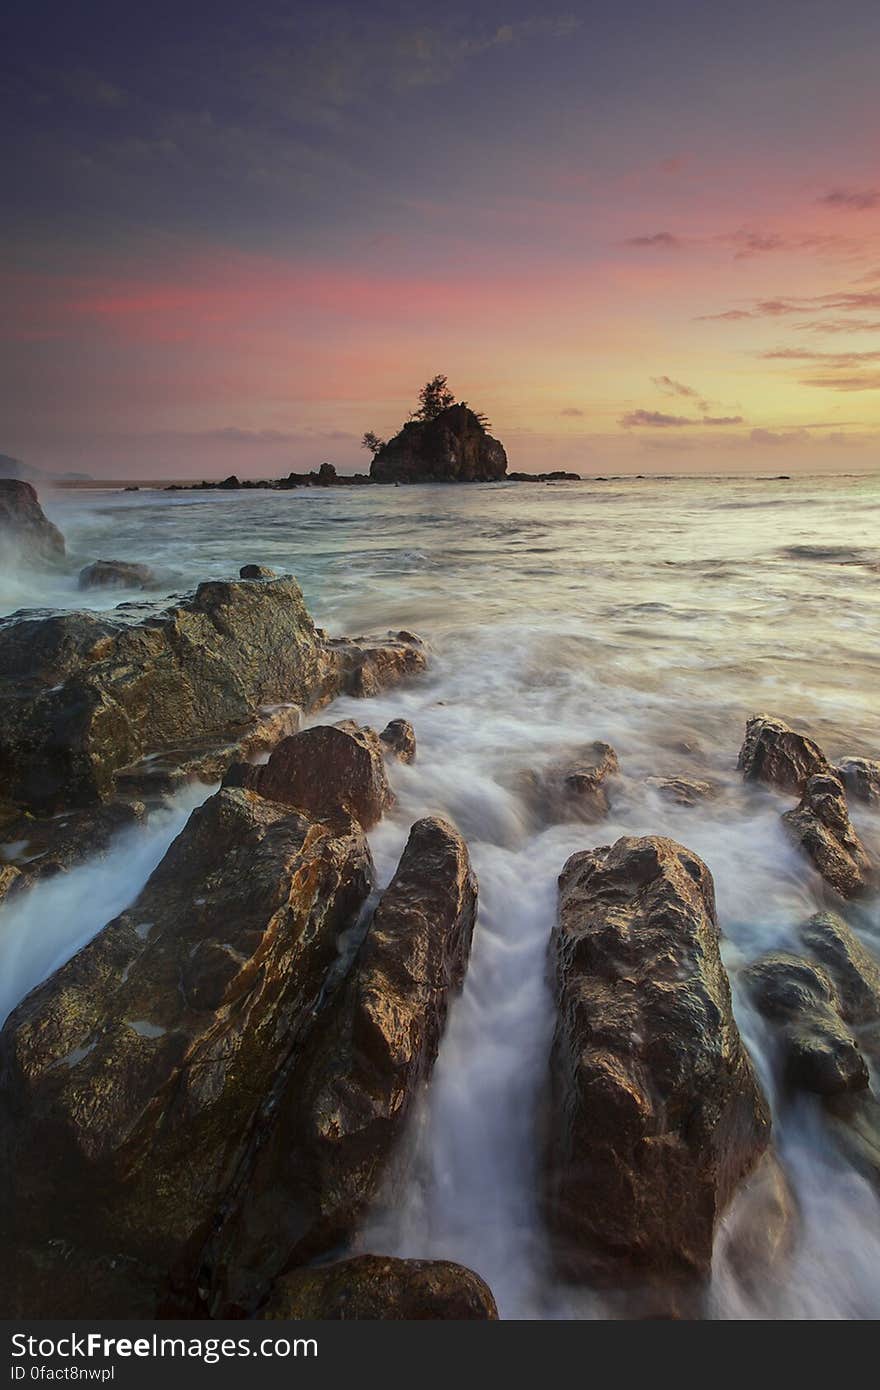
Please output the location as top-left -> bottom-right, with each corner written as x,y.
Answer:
645,776 -> 717,806
209,815 -> 478,1313
115,705 -> 303,799
742,952 -> 869,1095
239,564 -> 277,579
0,787 -> 374,1318
228,722 -> 393,829
0,863 -> 23,905
260,1256 -> 498,1320
326,631 -> 428,698
738,714 -> 831,794
0,479 -> 65,562
720,1152 -> 797,1295
370,404 -> 508,484
800,912 -> 880,1033
0,799 -> 147,889
78,560 -> 154,590
559,741 -> 619,821
379,718 -> 417,763
835,756 -> 880,805
782,772 -> 873,899
544,835 -> 770,1284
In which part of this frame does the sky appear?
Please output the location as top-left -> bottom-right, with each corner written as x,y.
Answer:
2,0 -> 880,478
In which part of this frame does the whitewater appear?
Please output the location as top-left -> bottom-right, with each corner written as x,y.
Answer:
1,473 -> 879,1318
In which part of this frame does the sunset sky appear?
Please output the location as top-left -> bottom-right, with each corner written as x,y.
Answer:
3,1 -> 880,477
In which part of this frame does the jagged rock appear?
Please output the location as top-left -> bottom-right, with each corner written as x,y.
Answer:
0,479 -> 65,562
835,756 -> 880,804
226,722 -> 393,829
558,742 -> 619,820
77,560 -> 154,590
0,579 -> 426,814
379,718 -> 417,764
738,714 -> 831,794
645,776 -> 717,806
370,404 -> 508,484
782,773 -> 873,899
0,787 -> 374,1318
209,815 -> 477,1314
0,863 -> 23,905
544,835 -> 770,1284
260,1256 -> 498,1320
326,631 -> 427,697
0,799 -> 147,890
742,953 -> 869,1096
239,564 -> 277,579
800,912 -> 880,1034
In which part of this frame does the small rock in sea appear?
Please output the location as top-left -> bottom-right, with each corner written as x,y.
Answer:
800,911 -> 880,1033
239,564 -> 276,579
645,776 -> 717,806
260,1255 -> 497,1321
78,560 -> 154,590
738,713 -> 831,795
834,756 -> 880,805
0,479 -> 66,561
379,718 -> 417,763
742,952 -> 869,1096
782,772 -> 873,899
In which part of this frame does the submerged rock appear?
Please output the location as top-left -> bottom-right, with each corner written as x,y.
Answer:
645,776 -> 717,806
544,835 -> 770,1284
835,756 -> 880,805
782,772 -> 873,899
379,718 -> 417,763
0,578 -> 426,814
738,714 -> 831,794
78,560 -> 154,590
742,953 -> 869,1096
0,479 -> 65,562
210,815 -> 478,1313
260,1256 -> 498,1320
0,787 -> 374,1318
370,404 -> 508,484
558,742 -> 619,821
800,911 -> 880,1033
227,721 -> 393,829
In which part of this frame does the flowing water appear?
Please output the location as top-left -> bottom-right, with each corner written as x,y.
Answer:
2,474 -> 880,1318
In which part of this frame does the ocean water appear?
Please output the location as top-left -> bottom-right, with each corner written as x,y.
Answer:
2,473 -> 880,1318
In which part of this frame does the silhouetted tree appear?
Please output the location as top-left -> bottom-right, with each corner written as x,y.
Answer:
412,374 -> 455,421
361,430 -> 385,454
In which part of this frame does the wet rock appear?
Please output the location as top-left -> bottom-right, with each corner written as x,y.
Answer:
210,815 -> 477,1313
544,835 -> 770,1284
800,912 -> 880,1033
260,1256 -> 498,1320
0,863 -> 23,905
227,722 -> 393,829
738,714 -> 831,794
239,564 -> 277,580
379,718 -> 417,764
782,772 -> 873,899
326,631 -> 428,698
742,953 -> 869,1096
558,742 -> 619,821
0,787 -> 374,1318
0,578 -> 426,814
0,799 -> 147,889
719,1152 -> 797,1296
835,756 -> 880,805
645,776 -> 717,806
77,560 -> 154,590
0,479 -> 65,562
370,404 -> 507,484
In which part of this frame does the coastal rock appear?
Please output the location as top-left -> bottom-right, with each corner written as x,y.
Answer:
0,787 -> 374,1318
370,404 -> 508,484
0,479 -> 65,562
0,799 -> 147,890
835,756 -> 880,804
326,631 -> 428,697
0,578 -> 426,814
558,742 -> 619,820
239,564 -> 277,579
379,718 -> 417,763
742,953 -> 869,1096
544,835 -> 770,1283
78,560 -> 154,590
800,911 -> 880,1033
260,1256 -> 498,1320
227,721 -> 393,829
0,863 -> 23,905
720,1152 -> 797,1295
210,815 -> 477,1312
782,772 -> 873,899
645,776 -> 717,806
738,714 -> 831,794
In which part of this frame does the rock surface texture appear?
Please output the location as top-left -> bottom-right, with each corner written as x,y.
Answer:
782,772 -> 873,899
260,1256 -> 498,1320
544,835 -> 771,1284
78,560 -> 154,590
0,479 -> 65,562
835,756 -> 880,805
738,714 -> 831,794
370,404 -> 508,483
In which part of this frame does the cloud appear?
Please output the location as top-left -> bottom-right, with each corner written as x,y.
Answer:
624,232 -> 682,250
151,426 -> 357,445
800,373 -> 880,391
795,318 -> 880,334
619,409 -> 743,429
749,428 -> 808,446
559,406 -> 584,416
702,415 -> 744,425
819,188 -> 880,211
651,375 -> 699,399
760,348 -> 880,365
